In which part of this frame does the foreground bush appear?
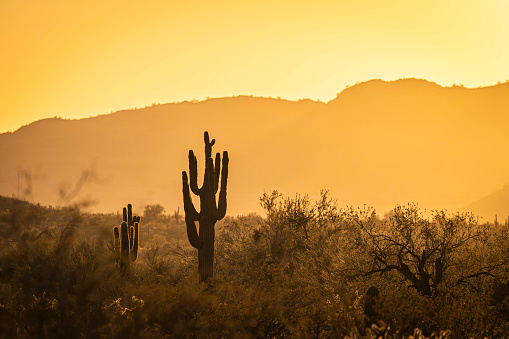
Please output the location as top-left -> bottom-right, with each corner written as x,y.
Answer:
0,195 -> 507,337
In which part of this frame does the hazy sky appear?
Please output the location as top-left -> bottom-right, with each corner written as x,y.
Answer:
1,0 -> 508,133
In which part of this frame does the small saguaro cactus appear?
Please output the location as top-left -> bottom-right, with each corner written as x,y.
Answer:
113,204 -> 141,270
182,131 -> 229,281
364,285 -> 380,326
173,207 -> 181,224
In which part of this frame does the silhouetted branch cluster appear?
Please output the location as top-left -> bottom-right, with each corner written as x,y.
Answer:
343,203 -> 497,297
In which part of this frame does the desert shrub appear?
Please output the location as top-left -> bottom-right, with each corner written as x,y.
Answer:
0,195 -> 507,337
210,191 -> 365,337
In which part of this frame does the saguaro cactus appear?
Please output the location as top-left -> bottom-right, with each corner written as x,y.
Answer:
113,204 -> 141,271
182,131 -> 229,281
364,285 -> 380,327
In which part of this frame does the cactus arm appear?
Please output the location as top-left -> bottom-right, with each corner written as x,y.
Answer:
189,150 -> 201,195
127,204 -> 134,227
123,207 -> 127,223
204,131 -> 215,158
113,227 -> 120,262
129,226 -> 134,252
131,222 -> 139,261
185,218 -> 201,249
216,151 -> 229,220
120,221 -> 130,269
183,172 -> 200,220
214,153 -> 221,193
113,227 -> 120,249
183,171 -> 201,248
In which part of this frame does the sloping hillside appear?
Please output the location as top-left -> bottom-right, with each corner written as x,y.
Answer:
1,79 -> 508,216
461,185 -> 509,222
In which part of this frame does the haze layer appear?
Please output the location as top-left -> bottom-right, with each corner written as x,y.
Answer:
1,79 -> 508,219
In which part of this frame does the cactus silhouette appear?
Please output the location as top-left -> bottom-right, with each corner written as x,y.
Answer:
182,131 -> 229,281
174,206 -> 181,224
113,227 -> 120,262
113,204 -> 140,271
364,285 -> 380,327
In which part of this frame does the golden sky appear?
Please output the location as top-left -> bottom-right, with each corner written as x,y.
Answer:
1,0 -> 508,133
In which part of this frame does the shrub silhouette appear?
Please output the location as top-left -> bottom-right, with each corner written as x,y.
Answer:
344,203 -> 494,297
0,194 -> 507,337
143,204 -> 165,220
182,131 -> 228,281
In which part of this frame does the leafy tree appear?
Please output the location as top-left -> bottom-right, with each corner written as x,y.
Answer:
143,204 -> 165,220
257,190 -> 340,267
345,203 -> 495,297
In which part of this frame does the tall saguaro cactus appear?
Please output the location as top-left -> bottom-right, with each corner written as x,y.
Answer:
113,204 -> 141,271
182,131 -> 229,281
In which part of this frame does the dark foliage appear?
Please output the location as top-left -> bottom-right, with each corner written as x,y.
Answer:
0,194 -> 508,338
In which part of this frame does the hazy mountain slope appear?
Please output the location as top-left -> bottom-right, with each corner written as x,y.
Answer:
461,185 -> 509,222
309,79 -> 509,214
1,79 -> 508,217
0,96 -> 324,215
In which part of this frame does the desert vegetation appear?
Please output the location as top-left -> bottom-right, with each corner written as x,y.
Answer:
1,190 -> 508,338
1,132 -> 508,338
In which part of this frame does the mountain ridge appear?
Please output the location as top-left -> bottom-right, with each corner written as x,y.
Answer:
461,185 -> 509,222
10,77 -> 508,134
2,78 -> 508,218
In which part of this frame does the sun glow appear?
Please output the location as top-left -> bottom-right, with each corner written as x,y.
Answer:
0,0 -> 508,132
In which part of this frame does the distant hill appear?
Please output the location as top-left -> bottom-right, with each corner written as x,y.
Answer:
461,185 -> 509,222
1,78 -> 509,217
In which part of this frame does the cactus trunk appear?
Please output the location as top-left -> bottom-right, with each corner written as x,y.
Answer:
120,221 -> 130,270
198,221 -> 215,280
